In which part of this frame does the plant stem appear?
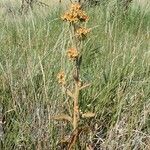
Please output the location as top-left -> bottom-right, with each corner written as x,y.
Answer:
73,79 -> 80,130
70,22 -> 80,130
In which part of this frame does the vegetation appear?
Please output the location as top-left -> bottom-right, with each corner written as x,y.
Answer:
0,1 -> 150,149
54,3 -> 95,149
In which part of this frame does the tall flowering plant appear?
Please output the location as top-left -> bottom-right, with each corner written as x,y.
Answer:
54,2 -> 95,149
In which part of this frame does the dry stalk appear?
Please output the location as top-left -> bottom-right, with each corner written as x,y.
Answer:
55,2 -> 95,149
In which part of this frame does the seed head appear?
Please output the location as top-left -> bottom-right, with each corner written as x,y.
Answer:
70,3 -> 81,12
57,71 -> 66,85
61,11 -> 78,23
77,10 -> 89,22
67,48 -> 79,60
76,27 -> 91,38
61,3 -> 89,23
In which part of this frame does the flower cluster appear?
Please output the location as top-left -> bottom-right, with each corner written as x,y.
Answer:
76,27 -> 91,38
70,3 -> 81,11
67,48 -> 79,60
57,71 -> 66,85
61,3 -> 89,23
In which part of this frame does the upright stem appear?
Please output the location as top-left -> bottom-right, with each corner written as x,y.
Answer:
73,80 -> 79,130
70,22 -> 80,130
73,58 -> 80,129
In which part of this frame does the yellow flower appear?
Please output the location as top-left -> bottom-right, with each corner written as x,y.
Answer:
57,71 -> 66,85
76,27 -> 91,38
67,48 -> 79,60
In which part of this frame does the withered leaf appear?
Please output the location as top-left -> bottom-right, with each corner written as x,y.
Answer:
80,83 -> 91,90
82,112 -> 95,118
52,114 -> 72,122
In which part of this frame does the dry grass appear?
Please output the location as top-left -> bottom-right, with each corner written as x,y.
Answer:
0,0 -> 150,149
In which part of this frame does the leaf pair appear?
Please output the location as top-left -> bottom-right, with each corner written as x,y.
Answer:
52,111 -> 95,123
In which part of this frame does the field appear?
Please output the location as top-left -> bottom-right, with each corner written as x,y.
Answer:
0,0 -> 150,149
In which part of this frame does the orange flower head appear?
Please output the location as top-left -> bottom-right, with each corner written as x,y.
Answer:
67,48 -> 79,60
61,3 -> 89,23
77,10 -> 89,22
76,27 -> 91,38
70,3 -> 81,12
57,71 -> 66,85
61,11 -> 78,23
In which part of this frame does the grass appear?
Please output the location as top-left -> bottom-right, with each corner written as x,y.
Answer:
0,1 -> 150,149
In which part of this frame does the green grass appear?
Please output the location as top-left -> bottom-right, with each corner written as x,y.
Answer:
0,2 -> 150,149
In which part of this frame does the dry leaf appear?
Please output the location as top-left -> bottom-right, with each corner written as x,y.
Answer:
80,83 -> 91,90
82,112 -> 95,118
52,114 -> 72,122
62,86 -> 74,98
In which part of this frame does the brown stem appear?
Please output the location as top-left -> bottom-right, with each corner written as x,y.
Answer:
72,52 -> 80,129
73,78 -> 80,130
70,20 -> 81,131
